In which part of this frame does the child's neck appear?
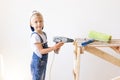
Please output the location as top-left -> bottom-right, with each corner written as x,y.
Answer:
35,30 -> 43,34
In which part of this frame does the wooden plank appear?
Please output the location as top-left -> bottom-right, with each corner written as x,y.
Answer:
73,41 -> 81,80
112,76 -> 120,80
85,46 -> 120,67
75,38 -> 120,47
76,47 -> 80,80
110,47 -> 120,54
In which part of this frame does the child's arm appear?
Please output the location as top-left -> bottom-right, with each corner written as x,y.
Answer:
34,42 -> 64,54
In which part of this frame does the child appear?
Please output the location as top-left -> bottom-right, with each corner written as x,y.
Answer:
30,11 -> 64,80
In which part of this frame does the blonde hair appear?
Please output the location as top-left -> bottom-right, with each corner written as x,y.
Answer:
30,10 -> 44,31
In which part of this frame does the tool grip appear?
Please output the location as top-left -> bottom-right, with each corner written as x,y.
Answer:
81,39 -> 94,46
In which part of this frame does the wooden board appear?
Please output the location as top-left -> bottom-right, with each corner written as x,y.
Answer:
75,38 -> 120,47
85,46 -> 120,67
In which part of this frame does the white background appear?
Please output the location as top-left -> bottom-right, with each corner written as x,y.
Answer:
0,0 -> 120,80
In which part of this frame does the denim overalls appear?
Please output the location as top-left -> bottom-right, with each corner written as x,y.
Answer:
31,32 -> 48,80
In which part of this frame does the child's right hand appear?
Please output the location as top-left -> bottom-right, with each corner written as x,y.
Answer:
53,42 -> 64,50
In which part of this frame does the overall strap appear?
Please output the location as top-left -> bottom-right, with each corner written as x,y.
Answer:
31,32 -> 47,44
31,32 -> 43,43
42,32 -> 47,40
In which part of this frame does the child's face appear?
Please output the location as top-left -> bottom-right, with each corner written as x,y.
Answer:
30,15 -> 44,32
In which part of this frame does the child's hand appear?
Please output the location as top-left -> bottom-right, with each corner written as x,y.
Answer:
54,48 -> 60,54
54,42 -> 64,54
53,42 -> 64,50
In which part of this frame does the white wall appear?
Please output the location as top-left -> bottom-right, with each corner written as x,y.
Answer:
0,0 -> 120,80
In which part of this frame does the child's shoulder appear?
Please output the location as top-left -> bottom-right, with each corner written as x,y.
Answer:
31,32 -> 39,37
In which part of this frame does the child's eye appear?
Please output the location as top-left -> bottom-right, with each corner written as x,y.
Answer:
35,21 -> 38,23
39,20 -> 43,23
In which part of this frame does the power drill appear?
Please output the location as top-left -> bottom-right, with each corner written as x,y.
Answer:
53,36 -> 74,53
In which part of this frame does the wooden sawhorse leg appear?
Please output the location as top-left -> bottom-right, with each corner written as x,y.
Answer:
73,41 -> 84,80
